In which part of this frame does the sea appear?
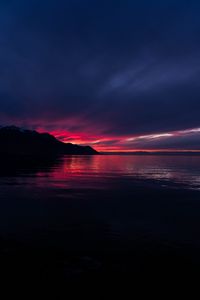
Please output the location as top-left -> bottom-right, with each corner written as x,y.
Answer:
0,154 -> 200,295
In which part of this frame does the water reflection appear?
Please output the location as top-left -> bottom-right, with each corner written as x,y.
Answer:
0,154 -> 200,273
0,155 -> 63,177
0,155 -> 200,190
37,155 -> 200,190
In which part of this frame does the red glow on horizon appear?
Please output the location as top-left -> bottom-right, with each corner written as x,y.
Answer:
35,126 -> 200,153
2,114 -> 200,152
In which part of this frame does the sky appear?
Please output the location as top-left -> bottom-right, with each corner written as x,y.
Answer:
0,0 -> 200,151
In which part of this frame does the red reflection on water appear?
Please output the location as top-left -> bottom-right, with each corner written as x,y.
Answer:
34,155 -> 200,190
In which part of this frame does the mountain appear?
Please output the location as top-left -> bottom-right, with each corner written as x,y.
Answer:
0,126 -> 98,156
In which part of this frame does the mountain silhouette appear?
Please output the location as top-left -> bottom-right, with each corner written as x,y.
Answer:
0,126 -> 98,156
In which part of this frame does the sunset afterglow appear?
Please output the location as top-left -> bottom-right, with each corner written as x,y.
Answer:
0,0 -> 199,152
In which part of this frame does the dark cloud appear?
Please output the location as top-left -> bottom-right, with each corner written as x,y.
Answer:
0,0 -> 200,149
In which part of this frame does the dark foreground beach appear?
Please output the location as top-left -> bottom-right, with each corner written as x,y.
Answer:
0,155 -> 200,297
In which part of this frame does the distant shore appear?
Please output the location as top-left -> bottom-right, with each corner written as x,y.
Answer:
101,151 -> 200,156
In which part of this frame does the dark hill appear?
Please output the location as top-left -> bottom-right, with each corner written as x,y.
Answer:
0,126 -> 98,156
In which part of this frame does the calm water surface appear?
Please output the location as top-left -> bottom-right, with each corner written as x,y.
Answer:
0,155 -> 200,250
1,155 -> 200,189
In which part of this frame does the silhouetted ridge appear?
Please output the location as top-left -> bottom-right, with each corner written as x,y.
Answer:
0,126 -> 98,156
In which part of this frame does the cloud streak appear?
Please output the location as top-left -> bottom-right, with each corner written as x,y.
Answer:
0,0 -> 200,151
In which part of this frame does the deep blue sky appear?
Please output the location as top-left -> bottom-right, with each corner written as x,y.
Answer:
0,0 -> 200,150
